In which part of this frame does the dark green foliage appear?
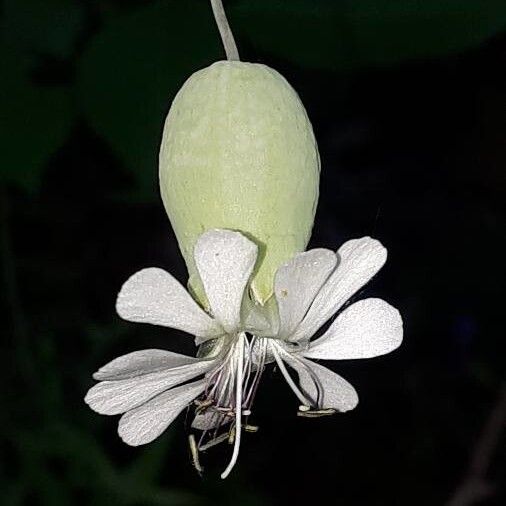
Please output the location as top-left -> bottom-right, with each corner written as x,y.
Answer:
233,0 -> 506,69
0,46 -> 73,190
77,0 -> 223,199
2,0 -> 506,195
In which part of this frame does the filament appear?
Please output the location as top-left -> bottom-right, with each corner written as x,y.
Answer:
271,343 -> 311,408
221,333 -> 245,478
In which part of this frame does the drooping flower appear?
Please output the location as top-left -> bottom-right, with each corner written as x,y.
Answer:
85,229 -> 268,477
85,229 -> 402,477
86,1 -> 403,479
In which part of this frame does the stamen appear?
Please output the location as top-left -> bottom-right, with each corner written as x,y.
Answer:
195,334 -> 267,473
221,333 -> 245,479
228,425 -> 236,444
188,434 -> 203,474
297,408 -> 336,418
207,354 -> 233,399
215,406 -> 234,414
194,398 -> 214,414
194,399 -> 214,408
289,352 -> 326,408
199,432 -> 229,451
271,343 -> 311,409
243,337 -> 266,407
242,337 -> 254,397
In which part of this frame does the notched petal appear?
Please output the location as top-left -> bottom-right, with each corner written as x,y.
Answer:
93,349 -> 203,381
118,380 -> 206,446
194,229 -> 258,333
305,298 -> 403,360
85,360 -> 213,415
116,267 -> 222,339
274,248 -> 337,339
291,236 -> 388,341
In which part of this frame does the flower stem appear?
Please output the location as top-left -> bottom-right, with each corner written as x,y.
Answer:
210,0 -> 240,61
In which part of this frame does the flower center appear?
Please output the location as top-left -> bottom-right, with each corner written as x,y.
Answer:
192,333 -> 268,478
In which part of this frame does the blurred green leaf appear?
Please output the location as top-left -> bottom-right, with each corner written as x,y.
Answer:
125,430 -> 174,484
77,0 -> 506,200
3,0 -> 85,59
77,0 -> 222,200
11,424 -> 203,505
0,45 -> 74,191
232,0 -> 506,70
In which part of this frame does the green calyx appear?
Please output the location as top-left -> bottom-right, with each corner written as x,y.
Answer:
159,61 -> 320,306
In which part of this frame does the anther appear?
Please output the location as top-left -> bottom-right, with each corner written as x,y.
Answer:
244,425 -> 259,432
199,433 -> 229,451
215,406 -> 233,414
297,408 -> 337,418
195,399 -> 214,408
228,425 -> 236,444
188,434 -> 203,474
194,398 -> 214,414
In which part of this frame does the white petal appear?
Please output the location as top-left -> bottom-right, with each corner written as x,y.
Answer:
281,350 -> 358,411
304,298 -> 403,360
85,360 -> 212,415
116,268 -> 222,339
274,249 -> 337,339
119,380 -> 206,446
93,349 -> 204,381
194,230 -> 257,333
291,237 -> 387,341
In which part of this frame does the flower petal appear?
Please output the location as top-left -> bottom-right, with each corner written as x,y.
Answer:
304,298 -> 403,360
93,349 -> 204,381
291,237 -> 387,341
116,268 -> 222,339
85,360 -> 212,415
194,230 -> 257,333
274,249 -> 337,339
118,380 -> 206,446
280,350 -> 358,411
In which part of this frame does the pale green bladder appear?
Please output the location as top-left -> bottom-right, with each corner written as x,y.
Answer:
159,60 -> 320,306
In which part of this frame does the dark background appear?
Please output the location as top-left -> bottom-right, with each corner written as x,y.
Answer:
1,1 -> 505,505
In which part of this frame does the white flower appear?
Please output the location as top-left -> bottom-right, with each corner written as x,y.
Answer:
85,229 -> 262,478
258,237 -> 403,415
85,230 -> 403,478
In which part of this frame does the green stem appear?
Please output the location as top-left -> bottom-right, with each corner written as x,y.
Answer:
210,0 -> 240,61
